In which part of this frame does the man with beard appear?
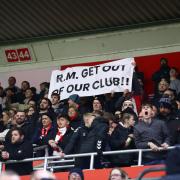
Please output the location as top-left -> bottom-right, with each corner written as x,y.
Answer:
157,97 -> 180,145
134,102 -> 170,164
1,127 -> 33,175
5,110 -> 33,145
39,98 -> 52,114
32,98 -> 56,127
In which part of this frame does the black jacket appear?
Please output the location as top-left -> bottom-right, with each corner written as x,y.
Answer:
5,121 -> 34,146
33,125 -> 55,146
49,127 -> 73,155
3,140 -> 33,175
64,118 -> 108,154
108,124 -> 135,166
69,115 -> 83,131
109,124 -> 134,150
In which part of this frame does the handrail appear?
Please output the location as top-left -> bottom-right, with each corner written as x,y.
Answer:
33,145 -> 48,152
0,146 -> 175,171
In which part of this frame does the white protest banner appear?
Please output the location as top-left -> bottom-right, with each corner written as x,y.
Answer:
48,58 -> 134,100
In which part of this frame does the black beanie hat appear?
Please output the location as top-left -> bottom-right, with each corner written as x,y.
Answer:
69,94 -> 80,104
159,97 -> 172,110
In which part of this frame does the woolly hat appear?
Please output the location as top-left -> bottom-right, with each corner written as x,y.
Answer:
69,168 -> 84,180
68,94 -> 80,104
159,97 -> 172,110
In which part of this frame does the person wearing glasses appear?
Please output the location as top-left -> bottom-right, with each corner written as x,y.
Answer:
109,168 -> 129,180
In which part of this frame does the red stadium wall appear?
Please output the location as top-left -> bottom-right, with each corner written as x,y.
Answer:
135,51 -> 180,95
61,51 -> 180,95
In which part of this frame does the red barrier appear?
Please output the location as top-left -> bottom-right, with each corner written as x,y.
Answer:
21,165 -> 165,180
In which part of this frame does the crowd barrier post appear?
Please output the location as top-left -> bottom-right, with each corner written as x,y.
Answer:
0,162 -> 2,173
90,154 -> 95,169
138,149 -> 143,166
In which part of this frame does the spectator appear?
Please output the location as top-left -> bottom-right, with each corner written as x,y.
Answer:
152,58 -> 170,92
27,106 -> 36,117
0,111 -> 12,142
5,76 -> 20,95
39,98 -> 53,115
31,170 -> 56,180
115,97 -> 138,122
104,92 -> 117,113
16,81 -> 30,103
50,93 -> 65,116
30,87 -> 39,102
68,106 -> 82,130
108,168 -> 128,180
0,171 -> 20,180
134,102 -> 170,165
8,109 -> 17,126
135,66 -> 145,99
115,90 -> 134,111
151,103 -> 158,118
169,67 -> 180,95
163,89 -> 177,101
0,110 -> 12,132
121,99 -> 137,115
4,88 -> 17,108
0,86 -> 6,112
5,110 -> 33,144
67,94 -> 81,113
26,106 -> 37,129
28,99 -> 37,108
1,127 -> 33,175
158,97 -> 180,145
108,113 -> 135,167
163,88 -> 178,111
38,82 -> 49,100
48,114 -> 73,156
23,88 -> 35,104
33,113 -> 54,156
63,113 -> 108,169
37,97 -> 56,126
68,94 -> 80,107
153,78 -> 170,105
92,96 -> 105,113
68,168 -> 84,180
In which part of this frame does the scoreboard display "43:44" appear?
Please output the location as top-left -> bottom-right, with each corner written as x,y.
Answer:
5,48 -> 31,62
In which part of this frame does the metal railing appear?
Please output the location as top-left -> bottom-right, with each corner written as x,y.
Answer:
0,146 -> 175,172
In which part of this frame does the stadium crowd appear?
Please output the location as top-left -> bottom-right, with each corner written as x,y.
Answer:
0,58 -> 180,175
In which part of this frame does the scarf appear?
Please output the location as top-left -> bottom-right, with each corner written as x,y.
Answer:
54,127 -> 67,142
69,112 -> 78,121
41,124 -> 52,137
